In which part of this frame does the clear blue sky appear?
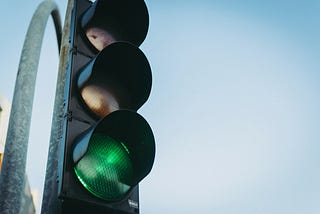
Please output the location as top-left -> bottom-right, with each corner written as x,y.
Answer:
0,1 -> 319,214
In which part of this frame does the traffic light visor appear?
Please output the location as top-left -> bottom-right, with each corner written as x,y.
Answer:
73,110 -> 155,201
81,0 -> 149,47
77,42 -> 152,118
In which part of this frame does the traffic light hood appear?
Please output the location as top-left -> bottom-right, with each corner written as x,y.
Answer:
72,110 -> 156,200
77,42 -> 152,116
81,0 -> 149,47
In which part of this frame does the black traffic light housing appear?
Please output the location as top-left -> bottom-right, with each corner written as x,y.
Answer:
57,0 -> 155,213
81,0 -> 148,47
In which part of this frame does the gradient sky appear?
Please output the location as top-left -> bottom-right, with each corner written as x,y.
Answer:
0,1 -> 319,214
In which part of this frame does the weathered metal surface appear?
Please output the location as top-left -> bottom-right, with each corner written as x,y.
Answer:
41,1 -> 73,214
0,1 -> 61,213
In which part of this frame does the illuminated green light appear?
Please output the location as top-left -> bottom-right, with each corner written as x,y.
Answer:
74,134 -> 133,200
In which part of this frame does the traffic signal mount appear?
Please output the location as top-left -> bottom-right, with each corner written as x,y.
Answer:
57,0 -> 155,213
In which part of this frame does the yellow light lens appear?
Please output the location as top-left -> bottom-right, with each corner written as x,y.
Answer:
81,84 -> 119,118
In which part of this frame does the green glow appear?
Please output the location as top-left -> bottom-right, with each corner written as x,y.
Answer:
121,142 -> 130,154
74,134 -> 133,200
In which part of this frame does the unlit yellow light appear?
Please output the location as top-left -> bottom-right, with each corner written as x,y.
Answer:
81,85 -> 119,118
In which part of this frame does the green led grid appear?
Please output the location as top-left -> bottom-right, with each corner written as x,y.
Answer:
74,134 -> 133,200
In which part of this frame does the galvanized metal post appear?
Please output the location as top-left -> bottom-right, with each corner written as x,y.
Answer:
0,1 -> 61,214
41,0 -> 74,213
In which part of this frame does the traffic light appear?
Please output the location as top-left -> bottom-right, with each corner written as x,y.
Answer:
57,0 -> 155,213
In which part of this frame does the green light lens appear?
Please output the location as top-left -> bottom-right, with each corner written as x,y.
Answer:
74,134 -> 133,200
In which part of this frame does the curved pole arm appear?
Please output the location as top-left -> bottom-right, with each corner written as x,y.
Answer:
51,6 -> 62,52
41,0 -> 74,213
0,1 -> 62,213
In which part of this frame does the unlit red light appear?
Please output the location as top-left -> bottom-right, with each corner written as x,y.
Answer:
81,85 -> 119,118
86,27 -> 116,51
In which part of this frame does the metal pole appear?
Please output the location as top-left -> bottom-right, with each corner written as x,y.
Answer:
41,0 -> 74,213
0,1 -> 61,214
